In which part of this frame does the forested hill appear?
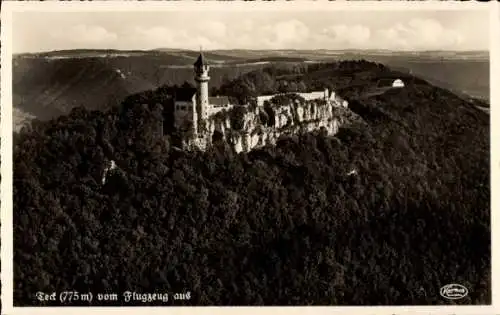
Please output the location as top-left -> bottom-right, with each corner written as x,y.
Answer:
213,60 -> 489,109
13,60 -> 490,306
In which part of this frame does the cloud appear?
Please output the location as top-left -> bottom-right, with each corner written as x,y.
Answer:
321,24 -> 371,46
44,17 -> 467,52
241,19 -> 254,32
131,26 -> 177,47
261,20 -> 310,48
130,26 -> 224,50
14,11 -> 486,53
199,21 -> 227,38
183,19 -> 314,50
126,19 -> 462,51
52,24 -> 117,45
376,18 -> 463,50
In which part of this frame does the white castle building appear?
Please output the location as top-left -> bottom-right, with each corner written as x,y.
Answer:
256,89 -> 347,108
174,51 -> 347,138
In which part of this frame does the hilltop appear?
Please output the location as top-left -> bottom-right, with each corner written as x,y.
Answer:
13,60 -> 490,306
13,49 -> 489,131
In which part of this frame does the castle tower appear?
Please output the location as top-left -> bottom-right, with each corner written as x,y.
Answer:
194,50 -> 210,134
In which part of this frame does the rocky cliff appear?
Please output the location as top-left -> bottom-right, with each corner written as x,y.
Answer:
186,96 -> 362,153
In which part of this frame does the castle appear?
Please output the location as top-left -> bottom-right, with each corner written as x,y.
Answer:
173,51 -> 348,146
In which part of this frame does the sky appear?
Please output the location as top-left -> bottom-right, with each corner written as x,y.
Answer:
12,9 -> 490,53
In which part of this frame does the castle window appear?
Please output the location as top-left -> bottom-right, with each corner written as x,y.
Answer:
181,106 -> 186,111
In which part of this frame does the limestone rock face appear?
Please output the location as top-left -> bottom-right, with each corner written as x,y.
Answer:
190,97 -> 355,153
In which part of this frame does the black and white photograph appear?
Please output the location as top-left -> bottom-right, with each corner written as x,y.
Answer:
1,1 -> 496,312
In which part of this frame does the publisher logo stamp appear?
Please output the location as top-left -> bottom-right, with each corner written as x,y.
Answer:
440,284 -> 468,300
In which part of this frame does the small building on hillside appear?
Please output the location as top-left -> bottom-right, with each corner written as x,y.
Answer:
376,78 -> 405,89
392,79 -> 405,88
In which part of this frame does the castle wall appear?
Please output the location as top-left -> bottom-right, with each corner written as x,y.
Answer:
198,96 -> 354,153
256,95 -> 275,107
208,104 -> 234,116
297,91 -> 325,101
257,90 -> 335,107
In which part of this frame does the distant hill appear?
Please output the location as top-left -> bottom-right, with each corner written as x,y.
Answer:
13,53 -> 260,122
13,56 -> 155,121
213,59 -> 489,112
13,49 -> 489,130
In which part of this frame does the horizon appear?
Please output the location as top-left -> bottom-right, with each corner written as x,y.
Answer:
12,10 -> 489,53
13,47 -> 490,56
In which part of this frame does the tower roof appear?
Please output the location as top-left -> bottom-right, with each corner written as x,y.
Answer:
194,52 -> 207,68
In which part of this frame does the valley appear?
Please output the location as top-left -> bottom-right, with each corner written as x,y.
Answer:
12,49 -> 489,132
